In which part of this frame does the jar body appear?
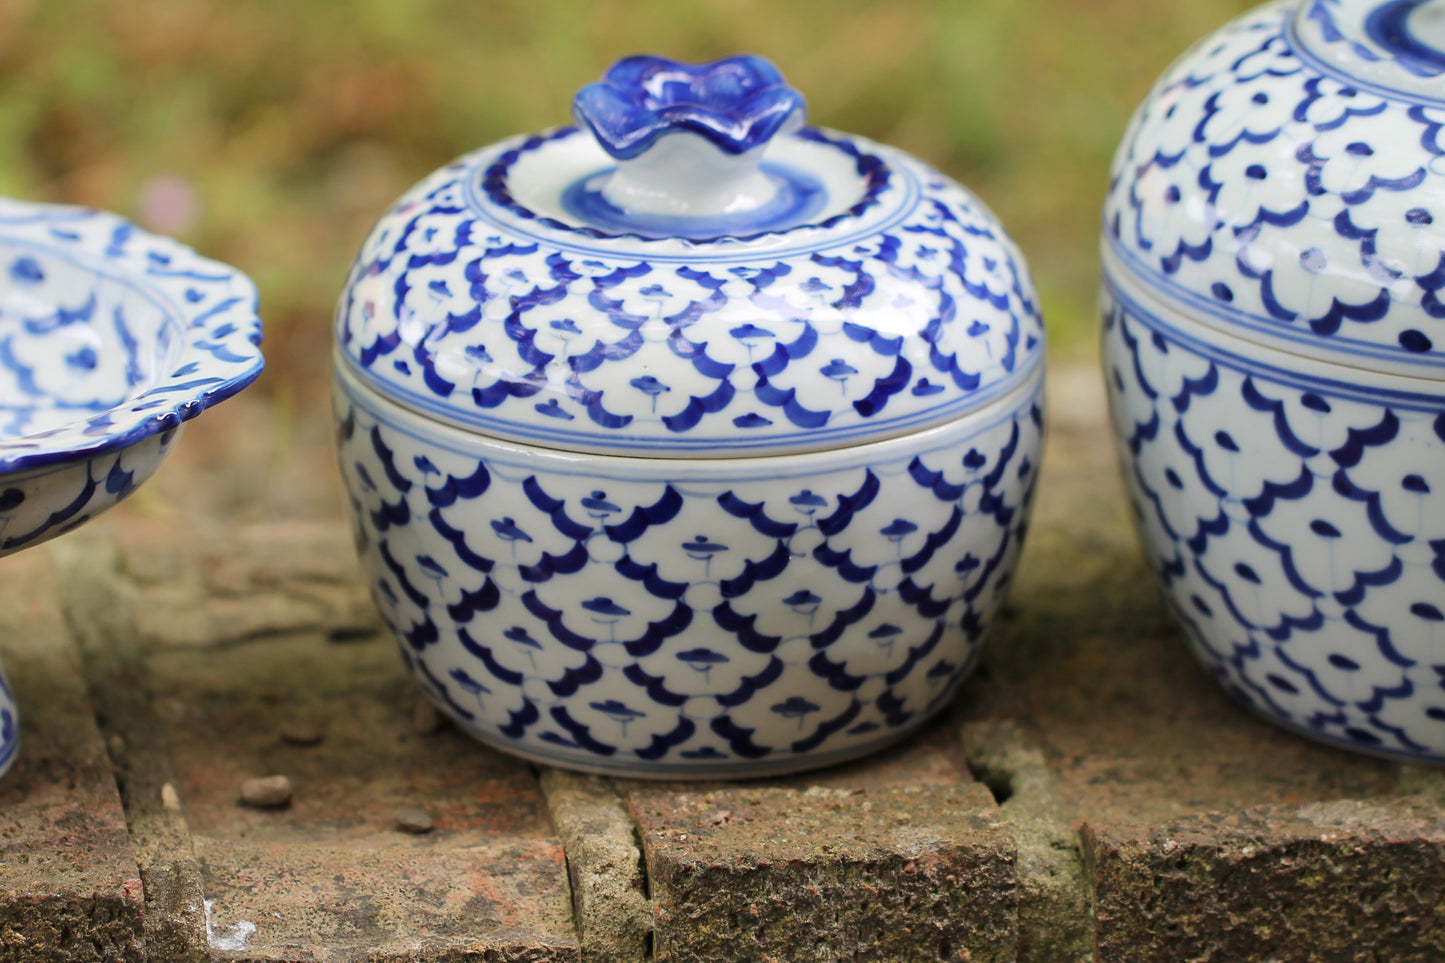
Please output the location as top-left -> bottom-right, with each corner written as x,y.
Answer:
335,355 -> 1042,777
1103,264 -> 1445,761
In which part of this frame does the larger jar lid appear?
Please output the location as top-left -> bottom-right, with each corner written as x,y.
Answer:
1105,0 -> 1445,377
335,55 -> 1043,457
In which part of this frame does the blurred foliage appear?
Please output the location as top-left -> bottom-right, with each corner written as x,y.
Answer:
0,0 -> 1259,394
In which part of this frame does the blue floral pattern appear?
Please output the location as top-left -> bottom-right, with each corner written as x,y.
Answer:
0,200 -> 263,558
0,200 -> 264,475
338,54 -> 1045,776
1104,0 -> 1445,373
335,363 -> 1043,777
0,201 -> 264,554
335,127 -> 1043,455
1104,280 -> 1445,760
1105,0 -> 1445,762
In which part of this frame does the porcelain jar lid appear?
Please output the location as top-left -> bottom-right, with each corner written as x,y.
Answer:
1105,0 -> 1445,379
335,55 -> 1043,457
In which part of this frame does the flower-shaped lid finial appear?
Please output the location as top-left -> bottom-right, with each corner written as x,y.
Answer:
572,55 -> 806,160
571,55 -> 806,223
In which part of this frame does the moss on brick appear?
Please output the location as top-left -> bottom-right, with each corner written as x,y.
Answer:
1085,798 -> 1445,962
631,783 -> 1016,963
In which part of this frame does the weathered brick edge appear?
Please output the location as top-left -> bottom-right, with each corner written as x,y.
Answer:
627,781 -> 1016,963
959,712 -> 1445,963
537,769 -> 652,963
1084,797 -> 1445,961
0,545 -> 145,962
958,717 -> 1094,963
51,540 -> 211,962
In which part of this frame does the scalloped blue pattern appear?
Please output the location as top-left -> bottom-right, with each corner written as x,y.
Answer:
1105,1 -> 1445,372
335,364 -> 1043,777
336,128 -> 1043,455
1103,278 -> 1445,761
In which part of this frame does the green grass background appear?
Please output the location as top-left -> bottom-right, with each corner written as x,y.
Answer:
0,0 -> 1259,391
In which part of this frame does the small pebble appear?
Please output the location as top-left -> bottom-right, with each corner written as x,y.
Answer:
412,698 -> 442,735
240,775 -> 293,809
160,782 -> 182,812
279,722 -> 325,747
395,806 -> 434,834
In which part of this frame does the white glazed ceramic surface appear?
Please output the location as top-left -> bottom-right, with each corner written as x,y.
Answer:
335,55 -> 1045,777
1104,0 -> 1445,761
1105,0 -> 1445,376
0,197 -> 265,780
1106,269 -> 1445,760
337,356 -> 1042,777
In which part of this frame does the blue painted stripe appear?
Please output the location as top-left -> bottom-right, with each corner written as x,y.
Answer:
1105,272 -> 1445,410
336,347 -> 1042,456
1286,5 -> 1445,108
1105,235 -> 1445,374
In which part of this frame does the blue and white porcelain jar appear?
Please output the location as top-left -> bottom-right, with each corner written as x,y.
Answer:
1104,0 -> 1445,762
334,56 -> 1045,777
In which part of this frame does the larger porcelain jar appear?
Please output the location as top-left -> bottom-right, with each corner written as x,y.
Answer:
334,56 -> 1045,777
1104,0 -> 1445,762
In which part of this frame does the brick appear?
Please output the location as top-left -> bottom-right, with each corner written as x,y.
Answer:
958,718 -> 1091,963
628,724 -> 1016,963
113,521 -> 376,649
1084,796 -> 1445,962
773,717 -> 975,793
127,536 -> 579,961
0,548 -> 144,962
1396,763 -> 1445,803
53,538 -> 211,963
538,769 -> 651,963
195,836 -> 577,962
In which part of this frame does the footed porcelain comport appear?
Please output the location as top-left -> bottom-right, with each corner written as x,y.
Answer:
1103,0 -> 1445,762
0,199 -> 265,780
335,55 -> 1044,777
